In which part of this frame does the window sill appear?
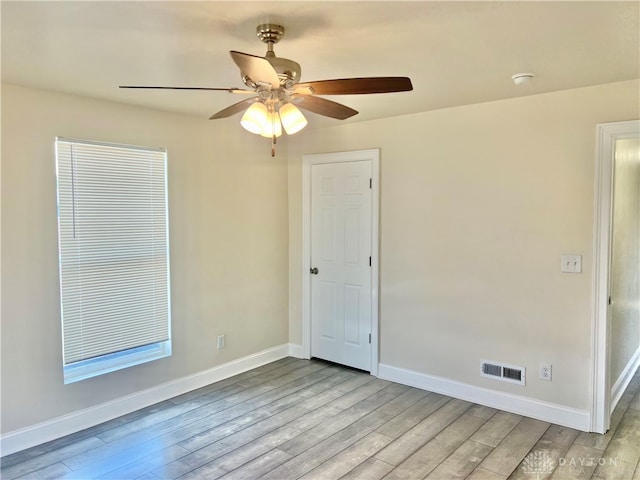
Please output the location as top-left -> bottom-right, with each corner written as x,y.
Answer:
63,341 -> 172,384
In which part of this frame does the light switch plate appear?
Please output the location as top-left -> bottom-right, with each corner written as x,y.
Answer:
561,254 -> 582,273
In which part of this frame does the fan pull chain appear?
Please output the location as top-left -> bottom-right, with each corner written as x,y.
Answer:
271,107 -> 277,157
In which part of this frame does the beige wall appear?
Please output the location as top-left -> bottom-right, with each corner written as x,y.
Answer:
1,84 -> 289,433
610,138 -> 640,382
288,80 -> 640,411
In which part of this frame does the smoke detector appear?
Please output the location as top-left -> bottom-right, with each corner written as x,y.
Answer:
512,73 -> 535,85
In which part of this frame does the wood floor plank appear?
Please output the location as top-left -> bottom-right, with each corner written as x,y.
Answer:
383,413 -> 487,480
85,381 -> 277,455
96,384 -> 248,444
1,405 -> 157,470
8,461 -> 72,480
176,371 -> 331,452
161,459 -> 226,480
152,363 -> 332,443
294,374 -> 377,411
305,369 -> 358,393
476,417 -> 550,477
321,378 -> 393,411
467,404 -> 499,420
373,398 -> 472,466
299,431 -> 392,480
133,473 -> 162,480
285,404 -> 345,436
56,443 -> 180,480
171,357 -> 304,406
507,424 -> 580,480
592,407 -> 640,479
261,410 -> 393,480
215,448 -> 293,480
573,385 -> 636,452
168,357 -> 297,406
465,466 -> 508,480
0,436 -> 106,480
376,388 -> 428,417
278,382 -> 404,457
56,400 -> 235,475
591,459 -> 639,480
374,393 -> 449,439
153,369 -> 362,478
175,373 -> 365,475
112,384 -> 261,445
237,360 -> 326,388
424,439 -> 494,480
97,445 -> 191,480
470,411 -> 522,448
156,404 -> 314,478
212,425 -> 303,472
548,443 -> 605,480
339,458 -> 394,480
150,438 -> 236,480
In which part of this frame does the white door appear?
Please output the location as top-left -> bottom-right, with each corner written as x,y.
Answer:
310,160 -> 372,371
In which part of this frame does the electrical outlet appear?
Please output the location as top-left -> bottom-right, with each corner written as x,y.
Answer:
217,334 -> 225,349
539,362 -> 552,381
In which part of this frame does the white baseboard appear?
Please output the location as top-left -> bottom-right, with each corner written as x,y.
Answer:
378,363 -> 591,432
610,345 -> 640,414
1,344 -> 290,457
288,343 -> 306,359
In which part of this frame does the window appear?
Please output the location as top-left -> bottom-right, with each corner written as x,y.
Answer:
55,138 -> 171,384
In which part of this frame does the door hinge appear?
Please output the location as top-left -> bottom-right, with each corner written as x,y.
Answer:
369,256 -> 372,267
369,178 -> 372,189
369,333 -> 371,344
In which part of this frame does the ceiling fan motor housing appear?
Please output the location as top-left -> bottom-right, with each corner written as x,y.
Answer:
256,24 -> 301,86
257,24 -> 284,45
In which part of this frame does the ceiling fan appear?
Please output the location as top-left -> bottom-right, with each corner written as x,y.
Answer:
120,24 -> 413,155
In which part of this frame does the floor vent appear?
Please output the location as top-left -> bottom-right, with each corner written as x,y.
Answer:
481,360 -> 525,385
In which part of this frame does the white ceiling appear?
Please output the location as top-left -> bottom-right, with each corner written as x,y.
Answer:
2,1 -> 638,128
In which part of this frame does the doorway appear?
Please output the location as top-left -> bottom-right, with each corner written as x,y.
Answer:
592,120 -> 640,433
302,149 -> 379,374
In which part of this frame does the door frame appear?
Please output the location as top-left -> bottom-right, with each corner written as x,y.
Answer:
302,149 -> 380,375
591,120 -> 640,433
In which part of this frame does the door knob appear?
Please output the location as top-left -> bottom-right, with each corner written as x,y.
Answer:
310,267 -> 319,275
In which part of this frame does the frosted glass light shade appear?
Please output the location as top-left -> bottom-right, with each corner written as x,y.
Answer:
240,102 -> 268,135
279,103 -> 308,135
260,113 -> 283,138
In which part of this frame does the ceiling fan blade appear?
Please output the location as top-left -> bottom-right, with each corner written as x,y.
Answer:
119,86 -> 254,94
209,97 -> 259,120
292,95 -> 358,120
230,51 -> 280,89
295,77 -> 413,95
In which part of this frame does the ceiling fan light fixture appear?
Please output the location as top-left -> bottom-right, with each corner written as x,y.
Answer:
279,102 -> 308,135
240,101 -> 268,134
259,112 -> 283,138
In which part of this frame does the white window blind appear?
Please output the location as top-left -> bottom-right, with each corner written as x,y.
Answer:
55,138 -> 171,383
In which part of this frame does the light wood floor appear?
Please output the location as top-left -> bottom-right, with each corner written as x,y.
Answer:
2,357 -> 639,480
